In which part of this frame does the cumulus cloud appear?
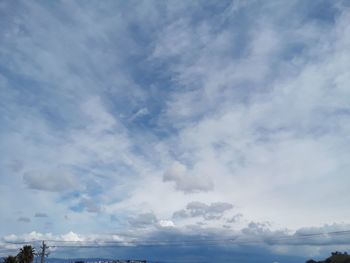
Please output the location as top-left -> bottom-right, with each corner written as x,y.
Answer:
163,161 -> 214,193
158,220 -> 175,228
3,231 -> 53,243
173,201 -> 233,220
60,231 -> 84,242
23,171 -> 77,192
236,222 -> 350,249
241,221 -> 273,236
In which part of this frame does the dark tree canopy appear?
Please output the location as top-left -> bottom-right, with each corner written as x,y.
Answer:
3,256 -> 18,263
306,252 -> 350,263
17,245 -> 35,263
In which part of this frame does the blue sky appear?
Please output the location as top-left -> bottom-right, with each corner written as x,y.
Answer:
1,0 -> 350,262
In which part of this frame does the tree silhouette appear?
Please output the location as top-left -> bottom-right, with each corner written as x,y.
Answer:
306,252 -> 350,263
3,256 -> 18,263
17,245 -> 35,263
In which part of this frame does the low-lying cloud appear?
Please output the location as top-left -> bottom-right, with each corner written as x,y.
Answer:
173,201 -> 234,220
128,212 -> 158,228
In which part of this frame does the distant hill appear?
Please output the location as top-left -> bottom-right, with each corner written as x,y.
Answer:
44,260 -> 160,263
307,252 -> 350,263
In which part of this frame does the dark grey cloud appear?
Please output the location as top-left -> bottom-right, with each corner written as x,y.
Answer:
241,221 -> 272,236
173,201 -> 233,220
238,222 -> 350,247
8,159 -> 24,173
227,213 -> 243,223
18,217 -> 31,223
34,212 -> 48,218
163,162 -> 214,193
23,171 -> 77,192
80,198 -> 102,213
44,221 -> 53,229
128,212 -> 158,228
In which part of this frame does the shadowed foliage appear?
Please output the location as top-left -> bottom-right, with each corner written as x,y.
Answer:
17,245 -> 35,263
306,252 -> 350,263
3,256 -> 18,263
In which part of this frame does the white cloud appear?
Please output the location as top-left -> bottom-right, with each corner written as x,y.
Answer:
60,231 -> 84,242
158,220 -> 175,228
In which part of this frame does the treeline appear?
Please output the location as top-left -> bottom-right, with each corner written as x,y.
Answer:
3,245 -> 35,263
306,252 -> 350,263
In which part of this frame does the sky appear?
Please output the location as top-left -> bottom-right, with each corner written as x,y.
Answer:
1,0 -> 350,262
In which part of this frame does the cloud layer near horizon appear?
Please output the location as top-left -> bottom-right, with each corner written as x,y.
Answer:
1,0 -> 350,261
